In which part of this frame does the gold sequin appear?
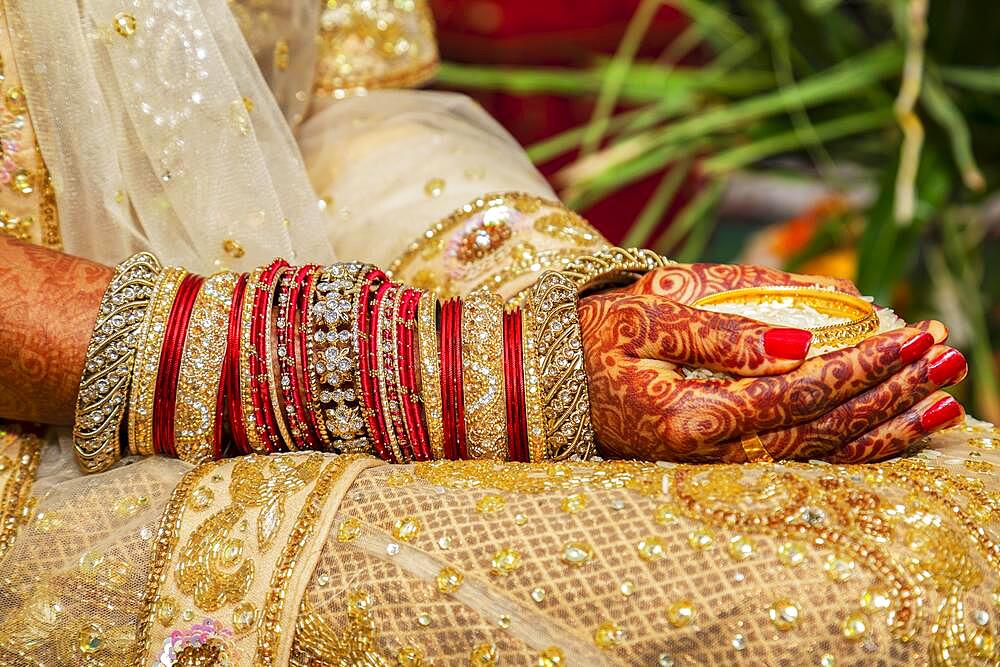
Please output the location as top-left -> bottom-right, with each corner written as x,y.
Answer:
537,647 -> 566,666
4,87 -> 26,114
491,548 -> 522,576
476,494 -> 506,513
687,529 -> 714,550
232,601 -> 257,634
842,611 -> 868,640
392,516 -> 421,542
768,598 -> 800,631
397,645 -> 424,666
637,536 -> 667,562
561,541 -> 594,567
666,600 -> 696,628
593,622 -> 625,649
727,535 -> 754,561
469,643 -> 497,665
222,238 -> 245,259
423,177 -> 445,197
561,493 -> 587,513
113,12 -> 137,37
777,540 -> 808,567
435,567 -> 463,594
337,516 -> 362,542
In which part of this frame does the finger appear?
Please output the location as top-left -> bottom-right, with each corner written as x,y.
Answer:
825,392 -> 965,463
747,345 -> 967,460
910,319 -> 949,344
614,296 -> 813,376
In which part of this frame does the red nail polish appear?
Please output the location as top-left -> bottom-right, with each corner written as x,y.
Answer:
928,348 -> 967,386
899,332 -> 933,365
919,396 -> 962,432
763,328 -> 813,360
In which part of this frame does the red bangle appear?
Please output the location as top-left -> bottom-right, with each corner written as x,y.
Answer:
250,260 -> 290,453
503,307 -> 530,462
278,265 -> 320,450
219,273 -> 249,457
356,269 -> 392,461
440,298 -> 467,460
397,288 -> 430,460
152,274 -> 204,458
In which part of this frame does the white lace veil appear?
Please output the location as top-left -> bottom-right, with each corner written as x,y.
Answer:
6,0 -> 335,273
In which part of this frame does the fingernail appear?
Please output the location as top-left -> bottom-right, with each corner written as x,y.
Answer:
919,396 -> 962,432
763,328 -> 813,360
899,332 -> 933,365
928,348 -> 967,386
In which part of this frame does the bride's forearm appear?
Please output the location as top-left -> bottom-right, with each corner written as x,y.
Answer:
0,236 -> 111,424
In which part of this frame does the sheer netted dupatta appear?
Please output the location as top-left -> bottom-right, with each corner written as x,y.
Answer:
5,0 -> 334,274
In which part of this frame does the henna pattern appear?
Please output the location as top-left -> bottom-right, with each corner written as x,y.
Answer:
826,391 -> 965,463
0,237 -> 112,424
579,264 -> 955,463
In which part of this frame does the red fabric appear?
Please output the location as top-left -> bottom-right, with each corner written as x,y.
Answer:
153,274 -> 204,458
431,0 -> 701,245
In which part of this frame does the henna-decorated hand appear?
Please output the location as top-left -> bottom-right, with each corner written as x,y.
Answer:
579,263 -> 966,463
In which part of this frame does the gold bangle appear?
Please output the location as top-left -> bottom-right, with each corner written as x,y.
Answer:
310,263 -> 372,452
555,247 -> 671,294
73,252 -> 161,473
127,266 -> 187,457
461,289 -> 508,460
740,432 -> 773,463
526,271 -> 595,461
416,292 -> 445,460
238,267 -> 267,454
519,302 -> 548,463
173,272 -> 238,464
692,286 -> 879,350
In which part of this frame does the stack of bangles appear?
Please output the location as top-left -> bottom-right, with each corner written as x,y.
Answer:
72,252 -> 625,473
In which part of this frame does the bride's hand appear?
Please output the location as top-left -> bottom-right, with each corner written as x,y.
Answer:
579,263 -> 967,463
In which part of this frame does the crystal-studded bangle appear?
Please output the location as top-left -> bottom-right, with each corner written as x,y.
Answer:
525,271 -> 595,460
174,272 -> 238,464
238,266 -> 267,454
309,262 -> 373,452
416,291 -> 445,460
503,307 -> 529,462
153,274 -> 204,458
278,265 -> 319,450
73,252 -> 161,473
520,300 -> 548,463
375,283 -> 408,463
128,265 -> 188,457
549,247 -> 671,295
398,288 -> 430,460
251,261 -> 292,453
461,289 -> 508,461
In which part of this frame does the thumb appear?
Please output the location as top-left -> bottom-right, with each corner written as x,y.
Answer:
618,297 -> 813,376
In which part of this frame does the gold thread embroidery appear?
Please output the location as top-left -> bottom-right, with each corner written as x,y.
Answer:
0,428 -> 40,562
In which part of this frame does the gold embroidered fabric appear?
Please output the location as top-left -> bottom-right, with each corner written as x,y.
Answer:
389,192 -> 609,300
312,0 -> 438,99
0,422 -> 996,665
0,6 -> 61,249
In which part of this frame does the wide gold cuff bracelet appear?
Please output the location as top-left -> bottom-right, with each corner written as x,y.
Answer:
692,286 -> 879,350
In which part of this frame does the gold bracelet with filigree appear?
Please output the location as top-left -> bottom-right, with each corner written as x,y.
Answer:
174,272 -> 238,464
525,271 -> 595,460
73,252 -> 161,473
309,262 -> 372,453
553,247 -> 672,295
519,301 -> 548,463
127,266 -> 187,457
462,289 -> 508,460
416,291 -> 445,460
374,284 -> 407,462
